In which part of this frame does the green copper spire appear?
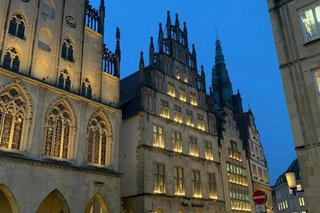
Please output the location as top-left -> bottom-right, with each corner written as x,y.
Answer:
210,38 -> 233,108
215,38 -> 225,64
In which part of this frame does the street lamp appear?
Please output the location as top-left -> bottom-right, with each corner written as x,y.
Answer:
285,171 -> 297,195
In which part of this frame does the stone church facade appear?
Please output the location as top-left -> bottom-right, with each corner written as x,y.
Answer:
0,0 -> 122,212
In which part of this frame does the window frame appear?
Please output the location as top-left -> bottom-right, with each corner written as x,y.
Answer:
299,3 -> 320,43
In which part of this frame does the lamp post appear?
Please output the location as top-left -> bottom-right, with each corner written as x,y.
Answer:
285,171 -> 307,212
285,171 -> 297,195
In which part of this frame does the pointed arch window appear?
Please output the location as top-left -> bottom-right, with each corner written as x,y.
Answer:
57,69 -> 71,91
44,102 -> 73,159
81,78 -> 92,99
0,87 -> 27,151
61,38 -> 74,62
87,114 -> 111,166
3,47 -> 20,72
8,13 -> 26,39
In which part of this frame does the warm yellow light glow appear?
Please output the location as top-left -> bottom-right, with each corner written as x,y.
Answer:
174,112 -> 182,123
179,90 -> 186,102
197,121 -> 205,131
205,150 -> 214,161
285,172 -> 297,189
190,96 -> 197,106
183,74 -> 188,83
193,193 -> 202,198
167,84 -> 176,97
209,194 -> 218,199
153,126 -> 164,148
186,117 -> 194,127
160,107 -> 170,119
176,71 -> 180,79
172,141 -> 182,153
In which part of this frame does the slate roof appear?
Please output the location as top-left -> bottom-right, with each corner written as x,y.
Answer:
273,158 -> 301,187
120,71 -> 141,119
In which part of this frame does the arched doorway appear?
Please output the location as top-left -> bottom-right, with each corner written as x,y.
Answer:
37,189 -> 70,213
84,193 -> 109,213
0,184 -> 19,213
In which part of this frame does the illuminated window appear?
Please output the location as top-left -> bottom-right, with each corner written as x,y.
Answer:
300,5 -> 320,42
299,197 -> 305,206
192,170 -> 202,197
167,82 -> 175,97
173,105 -> 182,123
58,69 -> 71,91
183,73 -> 188,83
197,114 -> 205,131
189,137 -> 198,157
172,131 -> 182,153
208,173 -> 217,199
0,87 -> 26,151
3,47 -> 20,72
153,125 -> 164,148
205,141 -> 214,160
179,88 -> 186,102
174,167 -> 184,195
153,163 -> 165,194
297,184 -> 303,191
44,102 -> 72,159
160,99 -> 169,119
190,92 -> 197,106
186,109 -> 193,127
61,38 -> 74,62
314,70 -> 320,93
8,13 -> 25,39
81,78 -> 92,99
87,113 -> 111,166
175,70 -> 180,79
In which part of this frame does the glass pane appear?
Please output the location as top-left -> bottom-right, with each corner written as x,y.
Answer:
300,9 -> 318,42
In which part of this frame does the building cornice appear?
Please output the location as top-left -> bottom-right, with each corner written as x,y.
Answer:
0,150 -> 122,177
137,144 -> 221,165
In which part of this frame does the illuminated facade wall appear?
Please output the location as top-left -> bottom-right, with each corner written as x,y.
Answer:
0,0 -> 122,212
268,0 -> 320,212
120,12 -> 226,213
219,108 -> 255,213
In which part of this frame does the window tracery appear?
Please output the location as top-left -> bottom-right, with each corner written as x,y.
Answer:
3,47 -> 20,72
8,12 -> 26,39
58,69 -> 71,91
87,113 -> 111,166
61,38 -> 74,62
0,87 -> 26,151
81,78 -> 92,99
44,102 -> 73,159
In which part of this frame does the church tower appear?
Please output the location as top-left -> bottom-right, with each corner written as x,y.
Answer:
210,39 -> 233,108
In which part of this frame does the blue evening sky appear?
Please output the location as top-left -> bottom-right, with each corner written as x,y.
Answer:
92,0 -> 296,184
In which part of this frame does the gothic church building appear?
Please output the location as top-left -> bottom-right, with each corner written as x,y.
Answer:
0,0 -> 122,212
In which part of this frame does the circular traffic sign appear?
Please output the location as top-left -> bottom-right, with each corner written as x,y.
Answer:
252,190 -> 267,205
